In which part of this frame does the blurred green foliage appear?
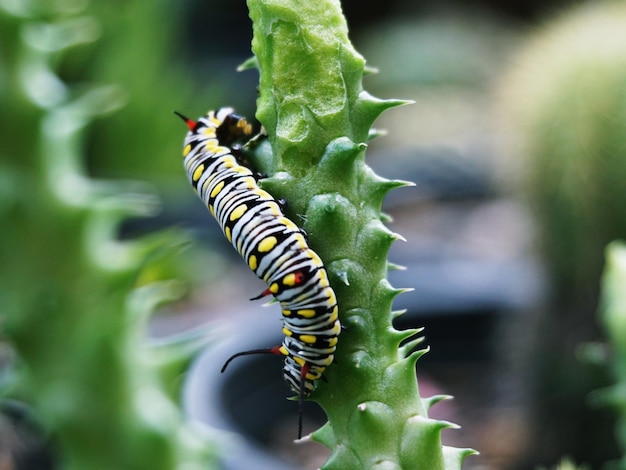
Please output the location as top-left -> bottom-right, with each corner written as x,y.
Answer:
500,1 -> 626,299
71,0 -> 202,181
0,0 -> 221,468
594,242 -> 626,470
357,13 -> 515,90
498,1 -> 626,466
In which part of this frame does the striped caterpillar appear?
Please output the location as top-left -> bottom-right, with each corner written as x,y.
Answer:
176,108 -> 340,438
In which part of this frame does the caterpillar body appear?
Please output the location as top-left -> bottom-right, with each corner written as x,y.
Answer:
176,108 -> 340,438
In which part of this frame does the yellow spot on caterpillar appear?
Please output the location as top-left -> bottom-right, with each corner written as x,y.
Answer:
297,309 -> 316,318
230,204 -> 247,221
248,255 -> 257,271
233,165 -> 249,174
280,218 -> 298,231
183,144 -> 191,157
282,309 -> 292,316
294,356 -> 306,367
210,181 -> 224,199
295,235 -> 307,250
282,327 -> 292,337
279,346 -> 289,356
300,335 -> 316,344
225,227 -> 232,243
306,371 -> 321,380
323,355 -> 334,366
269,283 -> 279,294
329,308 -> 339,323
283,273 -> 297,286
192,164 -> 205,182
269,205 -> 281,217
308,251 -> 323,266
209,204 -> 215,217
258,236 -> 277,253
328,337 -> 338,347
331,322 -> 341,334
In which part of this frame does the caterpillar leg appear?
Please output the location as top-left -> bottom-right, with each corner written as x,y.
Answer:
276,198 -> 288,213
229,144 -> 266,180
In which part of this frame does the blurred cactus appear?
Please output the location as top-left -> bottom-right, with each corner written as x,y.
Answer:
538,457 -> 590,470
593,242 -> 626,470
0,1 -> 219,469
497,1 -> 626,466
41,0 -> 224,183
245,0 -> 474,468
499,1 -> 626,298
73,0 -> 203,181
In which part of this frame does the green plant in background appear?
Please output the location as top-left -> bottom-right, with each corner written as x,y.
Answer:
500,1 -> 626,300
0,1 -> 218,469
70,0 -> 212,182
592,241 -> 626,470
538,457 -> 590,470
244,0 -> 474,467
498,1 -> 626,466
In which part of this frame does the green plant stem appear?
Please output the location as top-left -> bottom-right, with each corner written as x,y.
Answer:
247,0 -> 473,468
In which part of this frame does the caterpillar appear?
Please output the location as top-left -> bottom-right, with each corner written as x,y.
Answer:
176,108 -> 340,439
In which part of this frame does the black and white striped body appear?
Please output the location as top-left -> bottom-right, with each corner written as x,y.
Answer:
179,108 -> 340,400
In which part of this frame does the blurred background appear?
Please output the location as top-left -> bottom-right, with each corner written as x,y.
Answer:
3,0 -> 626,468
